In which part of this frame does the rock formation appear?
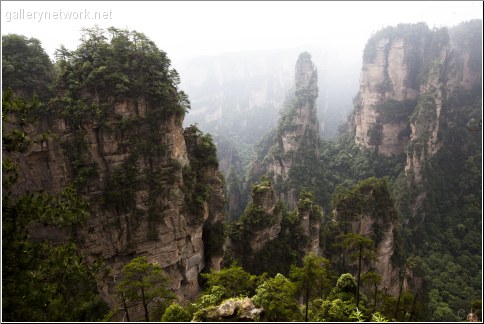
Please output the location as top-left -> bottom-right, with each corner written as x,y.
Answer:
5,103 -> 225,306
352,21 -> 482,223
2,30 -> 226,309
227,178 -> 283,268
228,176 -> 322,274
294,190 -> 322,255
354,21 -> 482,180
332,178 -> 400,294
248,52 -> 320,208
192,297 -> 263,322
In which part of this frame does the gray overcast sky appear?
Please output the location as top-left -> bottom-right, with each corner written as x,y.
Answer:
1,1 -> 483,66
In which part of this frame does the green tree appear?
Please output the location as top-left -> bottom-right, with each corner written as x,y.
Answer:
116,256 -> 174,321
2,160 -> 107,321
314,273 -> 360,322
52,27 -> 189,129
393,261 -> 406,320
161,303 -> 191,322
197,286 -> 228,308
316,298 -> 356,322
290,253 -> 330,321
201,263 -> 263,299
339,233 -> 375,308
2,34 -> 53,97
362,271 -> 382,313
252,273 -> 302,321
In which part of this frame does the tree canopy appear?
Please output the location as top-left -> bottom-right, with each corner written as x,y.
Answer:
116,256 -> 174,321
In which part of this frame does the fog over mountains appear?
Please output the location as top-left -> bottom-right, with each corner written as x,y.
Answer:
178,46 -> 361,141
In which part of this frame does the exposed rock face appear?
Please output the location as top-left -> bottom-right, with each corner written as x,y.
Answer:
192,297 -> 263,322
354,24 -> 428,156
354,22 -> 482,178
405,21 -> 482,185
244,180 -> 282,255
248,52 -> 320,208
5,98 -> 225,307
332,178 -> 400,294
295,191 -> 322,255
352,21 -> 482,229
229,177 -> 322,272
349,214 -> 399,295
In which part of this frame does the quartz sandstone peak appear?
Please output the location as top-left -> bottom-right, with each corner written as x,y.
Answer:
248,52 -> 320,208
354,22 -> 482,165
5,94 -> 225,310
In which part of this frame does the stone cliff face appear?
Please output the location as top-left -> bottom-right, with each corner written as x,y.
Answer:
248,52 -> 320,208
332,178 -> 400,294
5,94 -> 225,308
2,30 -> 229,309
355,23 -> 431,156
294,190 -> 322,256
246,181 -> 283,254
354,21 -> 482,184
405,21 -> 482,186
228,177 -> 322,273
228,179 -> 283,263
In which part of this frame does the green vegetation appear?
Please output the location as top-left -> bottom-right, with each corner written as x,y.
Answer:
2,34 -> 53,97
161,303 -> 191,322
399,85 -> 482,321
2,20 -> 482,323
361,271 -> 382,313
2,37 -> 108,321
201,263 -> 264,299
115,256 -> 174,321
290,253 -> 331,321
183,124 -> 218,221
227,178 -> 312,276
375,99 -> 417,124
338,234 -> 376,308
250,206 -> 309,276
253,273 -> 302,321
51,27 -> 189,127
236,178 -> 278,231
331,177 -> 397,226
363,23 -> 432,64
203,221 -> 226,260
2,159 -> 107,321
184,266 -> 393,322
2,89 -> 40,153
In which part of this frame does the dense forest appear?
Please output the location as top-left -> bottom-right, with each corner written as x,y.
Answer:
2,20 -> 482,322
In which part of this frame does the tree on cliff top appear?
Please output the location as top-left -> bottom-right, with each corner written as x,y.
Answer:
51,27 -> 190,127
2,34 -> 53,97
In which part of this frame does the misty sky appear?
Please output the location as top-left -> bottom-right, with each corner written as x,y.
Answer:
1,1 -> 482,67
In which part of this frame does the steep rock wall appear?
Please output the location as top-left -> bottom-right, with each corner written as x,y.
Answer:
5,100 -> 225,306
354,24 -> 428,156
248,52 -> 320,208
331,178 -> 400,294
355,22 -> 482,181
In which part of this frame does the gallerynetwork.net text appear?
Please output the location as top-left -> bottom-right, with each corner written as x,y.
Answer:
5,9 -> 113,22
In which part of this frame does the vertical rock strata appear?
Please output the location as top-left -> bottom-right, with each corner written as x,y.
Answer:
354,22 -> 482,184
5,91 -> 225,306
249,52 -> 320,208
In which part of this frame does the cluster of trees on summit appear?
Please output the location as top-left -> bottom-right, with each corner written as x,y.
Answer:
2,21 -> 482,322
